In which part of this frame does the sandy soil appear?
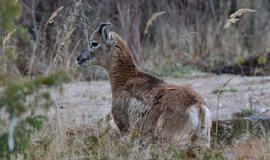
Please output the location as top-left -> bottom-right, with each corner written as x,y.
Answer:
48,73 -> 270,128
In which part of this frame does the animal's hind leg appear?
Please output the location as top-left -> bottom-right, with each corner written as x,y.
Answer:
153,107 -> 192,146
153,104 -> 211,147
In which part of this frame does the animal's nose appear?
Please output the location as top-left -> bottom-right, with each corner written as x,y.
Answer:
76,55 -> 81,61
77,55 -> 88,62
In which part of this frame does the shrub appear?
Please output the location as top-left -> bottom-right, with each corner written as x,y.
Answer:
0,71 -> 71,159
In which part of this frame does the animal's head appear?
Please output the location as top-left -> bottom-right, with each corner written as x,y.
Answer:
77,22 -> 115,68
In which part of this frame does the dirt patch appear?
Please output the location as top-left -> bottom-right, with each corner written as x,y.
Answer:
48,73 -> 270,128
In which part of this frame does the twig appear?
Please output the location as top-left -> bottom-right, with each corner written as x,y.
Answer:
177,50 -> 210,72
215,77 -> 234,145
27,0 -> 39,78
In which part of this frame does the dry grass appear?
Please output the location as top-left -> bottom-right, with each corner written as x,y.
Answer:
22,115 -> 270,160
224,8 -> 256,29
45,6 -> 64,29
224,138 -> 270,159
144,11 -> 166,35
10,0 -> 270,78
25,118 -> 219,160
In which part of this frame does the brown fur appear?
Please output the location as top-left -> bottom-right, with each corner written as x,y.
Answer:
77,24 -> 212,147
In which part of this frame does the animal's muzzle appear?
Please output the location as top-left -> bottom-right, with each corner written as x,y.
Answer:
77,48 -> 90,65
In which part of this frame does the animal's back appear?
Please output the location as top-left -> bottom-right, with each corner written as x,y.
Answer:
122,72 -> 211,147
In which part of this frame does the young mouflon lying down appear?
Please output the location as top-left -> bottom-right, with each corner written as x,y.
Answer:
77,22 -> 212,147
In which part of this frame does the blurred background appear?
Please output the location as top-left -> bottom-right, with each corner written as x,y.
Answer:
1,0 -> 270,80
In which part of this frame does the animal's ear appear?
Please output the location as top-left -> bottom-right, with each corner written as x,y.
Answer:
98,22 -> 111,34
98,22 -> 114,45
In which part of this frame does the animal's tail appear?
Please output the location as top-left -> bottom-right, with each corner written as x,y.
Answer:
188,104 -> 211,147
198,104 -> 211,147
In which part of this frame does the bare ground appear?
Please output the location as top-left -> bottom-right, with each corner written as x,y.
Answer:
48,73 -> 270,128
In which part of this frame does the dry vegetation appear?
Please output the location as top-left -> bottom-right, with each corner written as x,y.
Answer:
23,113 -> 270,160
1,0 -> 270,159
18,75 -> 270,160
3,0 -> 270,78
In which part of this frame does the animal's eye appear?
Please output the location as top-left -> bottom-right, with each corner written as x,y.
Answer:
91,42 -> 99,47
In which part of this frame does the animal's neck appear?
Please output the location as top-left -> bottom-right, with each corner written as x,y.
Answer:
108,45 -> 139,93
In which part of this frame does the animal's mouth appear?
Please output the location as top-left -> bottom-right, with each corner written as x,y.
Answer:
77,59 -> 91,67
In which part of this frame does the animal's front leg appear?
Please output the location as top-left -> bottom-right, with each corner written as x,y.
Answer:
111,105 -> 129,135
